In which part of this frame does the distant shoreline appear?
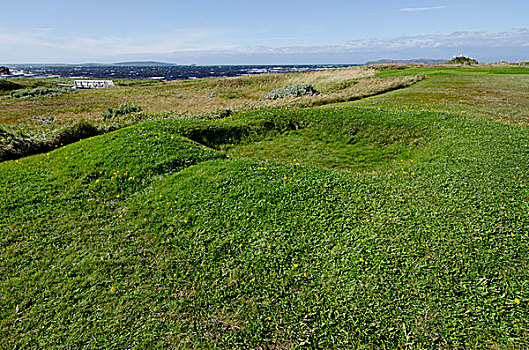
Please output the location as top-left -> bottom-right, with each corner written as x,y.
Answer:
1,64 -> 359,81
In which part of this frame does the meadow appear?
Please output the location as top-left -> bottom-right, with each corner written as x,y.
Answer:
1,64 -> 528,348
0,67 -> 420,130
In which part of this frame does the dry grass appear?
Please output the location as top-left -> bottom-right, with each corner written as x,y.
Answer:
263,76 -> 424,108
0,67 -> 420,132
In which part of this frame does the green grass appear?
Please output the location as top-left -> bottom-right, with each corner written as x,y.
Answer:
0,80 -> 23,93
347,65 -> 529,126
1,98 -> 529,348
226,107 -> 430,172
373,65 -> 529,78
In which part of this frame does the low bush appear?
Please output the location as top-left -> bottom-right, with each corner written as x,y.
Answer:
445,56 -> 479,65
52,120 -> 100,145
0,127 -> 46,161
0,120 -> 104,161
0,80 -> 23,94
9,86 -> 77,99
102,103 -> 142,120
261,83 -> 320,100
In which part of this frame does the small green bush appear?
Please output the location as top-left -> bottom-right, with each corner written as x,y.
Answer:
0,120 -> 103,161
261,83 -> 320,100
0,80 -> 23,93
445,56 -> 479,65
102,103 -> 142,120
9,86 -> 77,99
201,109 -> 233,120
52,120 -> 100,145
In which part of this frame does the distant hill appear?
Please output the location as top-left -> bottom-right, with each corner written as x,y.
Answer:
112,61 -> 175,66
364,59 -> 446,65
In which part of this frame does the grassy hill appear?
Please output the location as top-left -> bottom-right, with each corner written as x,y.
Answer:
1,65 -> 529,348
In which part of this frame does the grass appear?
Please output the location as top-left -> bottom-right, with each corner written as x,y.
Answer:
350,65 -> 529,125
1,65 -> 529,348
226,107 -> 429,172
0,67 -> 420,130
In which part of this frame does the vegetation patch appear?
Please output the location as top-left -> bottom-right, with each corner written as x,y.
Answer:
445,56 -> 479,65
260,83 -> 320,100
225,107 -> 430,171
2,86 -> 77,100
0,80 -> 23,94
0,67 -> 422,130
0,120 -> 112,161
101,103 -> 142,120
1,105 -> 528,348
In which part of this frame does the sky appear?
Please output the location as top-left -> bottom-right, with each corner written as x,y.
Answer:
1,0 -> 529,64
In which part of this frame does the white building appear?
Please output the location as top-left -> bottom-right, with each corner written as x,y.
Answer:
74,80 -> 115,89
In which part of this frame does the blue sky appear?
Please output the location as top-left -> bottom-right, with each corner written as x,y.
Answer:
1,0 -> 529,64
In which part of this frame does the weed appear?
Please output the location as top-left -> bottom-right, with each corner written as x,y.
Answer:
8,86 -> 77,99
102,103 -> 142,120
0,80 -> 23,94
261,83 -> 320,100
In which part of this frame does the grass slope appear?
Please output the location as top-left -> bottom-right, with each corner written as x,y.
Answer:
353,65 -> 529,126
1,105 -> 528,348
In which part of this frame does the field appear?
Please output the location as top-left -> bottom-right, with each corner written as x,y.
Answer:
0,67 -> 420,130
1,65 -> 529,348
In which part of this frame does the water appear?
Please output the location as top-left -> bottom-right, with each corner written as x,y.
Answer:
4,64 -> 357,81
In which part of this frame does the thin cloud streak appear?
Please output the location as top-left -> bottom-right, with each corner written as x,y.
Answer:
158,30 -> 529,64
174,30 -> 529,55
398,6 -> 446,12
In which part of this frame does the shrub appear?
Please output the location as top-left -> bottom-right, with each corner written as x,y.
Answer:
0,127 -> 38,161
102,103 -> 142,120
1,120 -> 103,161
445,56 -> 479,65
9,86 -> 77,99
52,120 -> 100,145
261,83 -> 320,100
201,109 -> 233,120
0,80 -> 22,93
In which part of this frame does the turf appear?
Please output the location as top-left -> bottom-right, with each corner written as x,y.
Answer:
2,94 -> 529,348
352,65 -> 529,126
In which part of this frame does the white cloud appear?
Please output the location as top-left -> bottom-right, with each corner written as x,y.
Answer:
166,30 -> 529,64
343,30 -> 529,51
2,29 -> 529,63
0,28 -> 235,62
183,30 -> 529,55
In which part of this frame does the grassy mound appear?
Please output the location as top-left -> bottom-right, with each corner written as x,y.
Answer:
0,80 -> 23,94
1,105 -> 528,348
0,121 -> 107,161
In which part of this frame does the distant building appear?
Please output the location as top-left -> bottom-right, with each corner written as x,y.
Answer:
74,80 -> 115,89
